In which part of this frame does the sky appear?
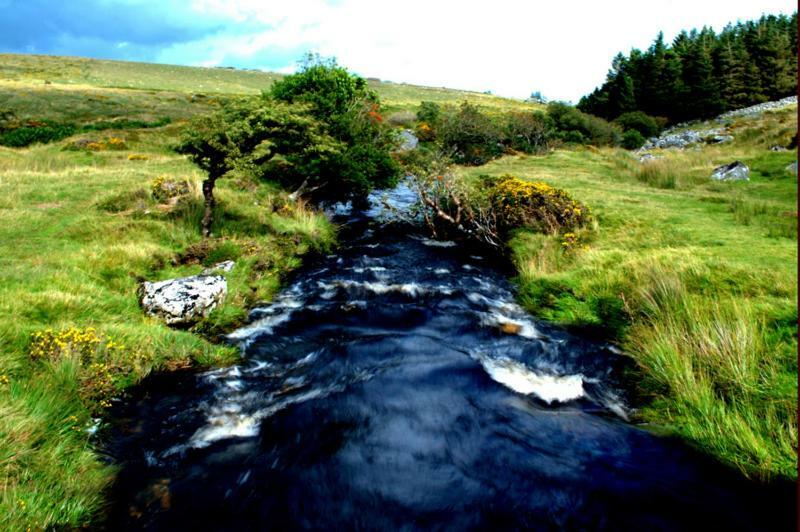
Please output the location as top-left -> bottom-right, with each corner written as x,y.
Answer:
0,0 -> 795,102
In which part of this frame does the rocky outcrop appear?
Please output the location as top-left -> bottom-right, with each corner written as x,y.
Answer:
718,96 -> 797,120
641,97 -> 797,151
711,161 -> 749,181
140,275 -> 227,325
642,128 -> 731,150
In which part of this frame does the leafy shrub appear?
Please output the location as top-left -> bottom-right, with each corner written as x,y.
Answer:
547,102 -> 621,146
614,111 -> 661,138
0,121 -> 76,147
270,53 -> 375,128
504,111 -> 551,153
417,101 -> 442,125
268,54 -> 400,202
439,102 -> 503,165
622,129 -> 646,150
491,175 -> 591,235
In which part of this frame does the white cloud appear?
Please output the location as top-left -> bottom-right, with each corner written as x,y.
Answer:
183,0 -> 796,102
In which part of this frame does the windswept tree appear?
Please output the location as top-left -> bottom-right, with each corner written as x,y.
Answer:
177,100 -> 341,237
179,55 -> 401,236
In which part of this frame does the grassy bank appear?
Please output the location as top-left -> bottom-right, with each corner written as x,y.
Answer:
458,106 -> 798,479
0,121 -> 335,528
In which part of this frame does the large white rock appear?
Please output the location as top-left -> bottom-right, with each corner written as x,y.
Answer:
711,161 -> 750,181
140,275 -> 227,325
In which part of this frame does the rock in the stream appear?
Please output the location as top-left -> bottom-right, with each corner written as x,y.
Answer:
140,275 -> 227,325
202,260 -> 236,274
397,129 -> 419,151
711,161 -> 750,182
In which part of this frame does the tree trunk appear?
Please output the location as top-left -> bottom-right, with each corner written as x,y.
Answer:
201,177 -> 216,238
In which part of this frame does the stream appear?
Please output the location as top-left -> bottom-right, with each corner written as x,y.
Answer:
103,184 -> 795,530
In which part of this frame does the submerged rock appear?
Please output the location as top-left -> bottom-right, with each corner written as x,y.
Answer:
140,275 -> 227,325
711,161 -> 750,182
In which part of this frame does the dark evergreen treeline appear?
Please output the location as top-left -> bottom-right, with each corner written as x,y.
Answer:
578,13 -> 797,124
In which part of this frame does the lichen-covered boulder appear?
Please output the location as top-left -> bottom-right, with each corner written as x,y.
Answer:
711,161 -> 750,181
139,275 -> 226,325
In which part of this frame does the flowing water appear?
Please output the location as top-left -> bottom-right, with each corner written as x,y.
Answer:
103,184 -> 795,530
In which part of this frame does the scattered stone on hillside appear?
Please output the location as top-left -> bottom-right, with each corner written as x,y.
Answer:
202,260 -> 236,274
718,96 -> 797,120
642,128 -> 727,150
786,162 -> 797,175
397,129 -> 419,151
638,153 -> 662,163
769,145 -> 788,151
643,97 -> 797,151
709,134 -> 733,144
711,161 -> 750,182
139,275 -> 227,325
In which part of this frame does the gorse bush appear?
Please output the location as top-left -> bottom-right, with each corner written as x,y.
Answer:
29,327 -> 150,409
491,175 -> 591,235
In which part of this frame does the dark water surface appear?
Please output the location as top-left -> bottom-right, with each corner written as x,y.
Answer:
102,186 -> 796,531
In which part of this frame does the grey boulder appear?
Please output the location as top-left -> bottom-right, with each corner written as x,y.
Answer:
711,161 -> 750,181
397,129 -> 419,151
140,275 -> 227,325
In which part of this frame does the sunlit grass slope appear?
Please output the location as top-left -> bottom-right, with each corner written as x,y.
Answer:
0,53 -> 540,113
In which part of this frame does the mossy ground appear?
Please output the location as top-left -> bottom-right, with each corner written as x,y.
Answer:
458,106 -> 798,480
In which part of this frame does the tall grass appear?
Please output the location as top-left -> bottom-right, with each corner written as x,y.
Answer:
464,105 -> 797,480
628,263 -> 797,478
